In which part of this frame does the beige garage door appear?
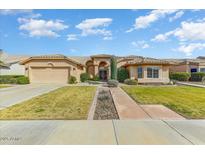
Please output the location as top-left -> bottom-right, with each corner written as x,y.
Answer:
31,67 -> 69,83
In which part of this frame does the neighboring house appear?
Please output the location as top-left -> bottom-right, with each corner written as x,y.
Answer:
168,57 -> 205,73
20,54 -> 172,84
0,50 -> 29,75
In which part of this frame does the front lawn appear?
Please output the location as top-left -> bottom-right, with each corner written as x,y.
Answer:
0,84 -> 10,88
0,86 -> 96,120
122,86 -> 205,119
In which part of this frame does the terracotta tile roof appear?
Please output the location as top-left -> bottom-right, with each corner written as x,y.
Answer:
20,54 -> 85,66
30,54 -> 67,59
122,56 -> 171,66
68,56 -> 91,65
0,60 -> 9,68
90,54 -> 112,58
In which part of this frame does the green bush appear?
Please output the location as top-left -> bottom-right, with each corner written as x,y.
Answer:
124,79 -> 138,85
169,72 -> 190,81
107,79 -> 119,87
16,76 -> 30,84
80,73 -> 90,82
0,75 -> 25,84
190,72 -> 205,82
68,76 -> 77,84
117,67 -> 129,82
92,75 -> 100,81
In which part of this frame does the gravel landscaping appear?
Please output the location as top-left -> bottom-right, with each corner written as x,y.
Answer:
94,88 -> 119,120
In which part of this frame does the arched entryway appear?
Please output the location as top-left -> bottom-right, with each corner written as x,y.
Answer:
98,61 -> 108,81
86,60 -> 94,78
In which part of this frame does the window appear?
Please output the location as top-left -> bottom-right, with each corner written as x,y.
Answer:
147,67 -> 159,78
191,68 -> 197,73
200,68 -> 205,72
137,67 -> 143,78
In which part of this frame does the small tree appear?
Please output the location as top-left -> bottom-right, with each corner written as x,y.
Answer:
117,67 -> 129,82
110,56 -> 117,79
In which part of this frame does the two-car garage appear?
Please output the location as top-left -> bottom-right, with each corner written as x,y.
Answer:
20,54 -> 84,84
30,67 -> 70,83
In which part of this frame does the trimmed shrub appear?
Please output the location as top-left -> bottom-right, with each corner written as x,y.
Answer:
190,72 -> 205,82
117,67 -> 129,82
68,76 -> 77,84
111,56 -> 117,79
124,79 -> 138,85
0,75 -> 24,84
169,72 -> 190,81
16,76 -> 30,84
92,75 -> 100,81
80,73 -> 90,82
107,79 -> 119,87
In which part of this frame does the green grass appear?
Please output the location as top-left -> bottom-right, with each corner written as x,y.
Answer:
0,84 -> 10,88
0,86 -> 96,120
122,86 -> 205,119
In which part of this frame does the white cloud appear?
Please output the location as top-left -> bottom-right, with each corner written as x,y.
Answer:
103,36 -> 113,40
174,21 -> 205,41
0,9 -> 32,15
152,20 -> 205,42
151,30 -> 175,42
169,11 -> 184,22
67,34 -> 78,41
127,9 -> 178,32
76,18 -> 112,39
131,41 -> 150,49
18,18 -> 68,38
177,43 -> 205,56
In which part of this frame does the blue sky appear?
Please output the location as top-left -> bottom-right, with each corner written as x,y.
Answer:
0,9 -> 205,58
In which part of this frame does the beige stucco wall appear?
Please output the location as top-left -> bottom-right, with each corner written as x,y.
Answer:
127,65 -> 170,83
24,59 -> 85,83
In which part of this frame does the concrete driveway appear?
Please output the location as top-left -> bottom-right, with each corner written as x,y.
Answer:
0,84 -> 65,109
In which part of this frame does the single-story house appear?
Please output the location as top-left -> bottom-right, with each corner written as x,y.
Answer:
0,50 -> 29,75
168,57 -> 205,73
20,54 -> 172,84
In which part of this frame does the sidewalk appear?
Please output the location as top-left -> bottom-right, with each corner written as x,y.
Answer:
0,120 -> 205,145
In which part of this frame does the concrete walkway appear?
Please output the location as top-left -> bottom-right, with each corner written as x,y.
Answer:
0,84 -> 65,110
110,87 -> 150,119
110,87 -> 185,120
0,120 -> 205,145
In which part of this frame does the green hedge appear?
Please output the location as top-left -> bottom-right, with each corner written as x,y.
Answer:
190,72 -> 205,82
16,76 -> 30,84
0,75 -> 29,84
169,72 -> 190,81
117,67 -> 129,82
124,79 -> 138,85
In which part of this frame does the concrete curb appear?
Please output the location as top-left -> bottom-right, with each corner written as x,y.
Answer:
87,87 -> 99,120
176,81 -> 205,88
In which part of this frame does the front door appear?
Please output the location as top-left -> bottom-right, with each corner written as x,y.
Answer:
99,70 -> 107,81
